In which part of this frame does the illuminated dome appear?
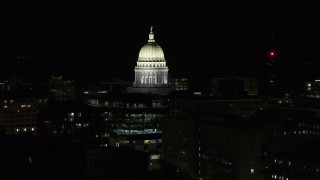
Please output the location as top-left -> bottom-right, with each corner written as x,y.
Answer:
133,26 -> 169,88
138,27 -> 165,62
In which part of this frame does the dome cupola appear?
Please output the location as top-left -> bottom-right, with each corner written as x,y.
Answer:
138,26 -> 165,62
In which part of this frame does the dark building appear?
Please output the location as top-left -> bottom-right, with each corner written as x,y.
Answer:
0,96 -> 48,134
45,100 -> 108,146
304,80 -> 320,99
0,76 -> 51,134
0,76 -> 48,96
212,76 -> 259,97
96,78 -> 132,93
49,76 -> 76,102
173,78 -> 189,91
162,95 -> 275,179
256,108 -> 320,180
163,94 -> 320,179
0,135 -> 148,180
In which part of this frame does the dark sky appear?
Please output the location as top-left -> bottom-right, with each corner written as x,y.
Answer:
0,0 -> 320,62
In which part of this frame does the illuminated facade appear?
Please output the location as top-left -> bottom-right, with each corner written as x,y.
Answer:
85,92 -> 166,169
133,26 -> 169,88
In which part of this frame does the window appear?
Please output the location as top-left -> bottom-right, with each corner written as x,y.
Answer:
250,168 -> 254,173
150,154 -> 160,160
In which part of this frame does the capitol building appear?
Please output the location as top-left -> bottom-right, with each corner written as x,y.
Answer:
128,26 -> 172,95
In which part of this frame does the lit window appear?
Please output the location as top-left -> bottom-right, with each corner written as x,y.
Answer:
250,168 -> 254,173
3,106 -> 7,109
150,154 -> 160,160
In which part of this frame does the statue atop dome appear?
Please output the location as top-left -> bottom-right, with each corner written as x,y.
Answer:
148,26 -> 155,43
150,26 -> 153,33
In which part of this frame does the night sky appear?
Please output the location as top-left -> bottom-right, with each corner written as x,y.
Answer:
0,0 -> 319,63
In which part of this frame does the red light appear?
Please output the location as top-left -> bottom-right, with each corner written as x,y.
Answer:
269,50 -> 276,57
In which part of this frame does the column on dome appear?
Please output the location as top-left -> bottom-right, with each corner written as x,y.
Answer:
145,74 -> 147,84
158,72 -> 161,84
140,73 -> 144,84
161,72 -> 164,84
162,72 -> 165,84
138,72 -> 141,84
164,75 -> 168,84
145,73 -> 148,84
157,73 -> 159,84
154,73 -> 157,84
166,72 -> 168,84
